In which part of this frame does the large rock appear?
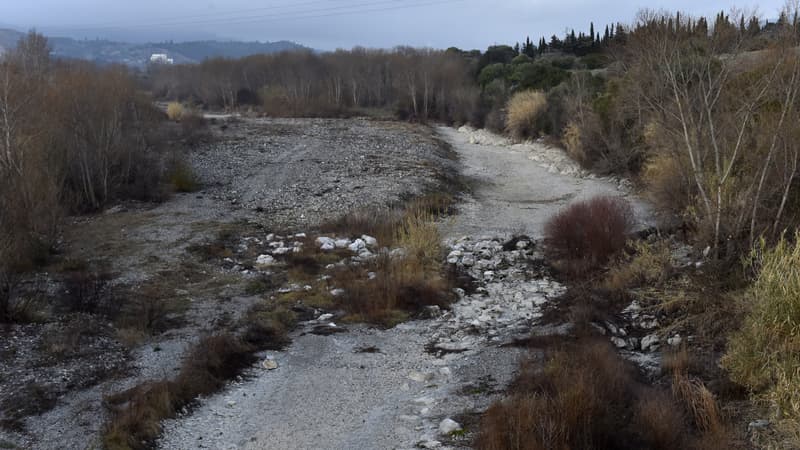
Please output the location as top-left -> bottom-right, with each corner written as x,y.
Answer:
316,236 -> 335,250
348,239 -> 366,252
438,418 -> 462,435
256,254 -> 276,266
641,334 -> 659,351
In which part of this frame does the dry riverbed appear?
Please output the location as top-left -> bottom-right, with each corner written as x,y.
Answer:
2,118 -> 658,450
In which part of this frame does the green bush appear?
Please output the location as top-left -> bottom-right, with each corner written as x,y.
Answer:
510,62 -> 570,91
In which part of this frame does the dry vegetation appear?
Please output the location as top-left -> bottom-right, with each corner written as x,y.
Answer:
103,334 -> 256,450
476,340 -> 735,450
544,196 -> 634,275
505,90 -> 547,139
0,32 -> 208,325
723,233 -> 800,446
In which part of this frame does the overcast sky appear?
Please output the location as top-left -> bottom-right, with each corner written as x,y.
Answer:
2,0 -> 789,50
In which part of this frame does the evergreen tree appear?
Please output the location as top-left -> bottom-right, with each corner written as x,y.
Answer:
747,16 -> 761,36
514,42 -> 521,54
590,22 -> 595,43
604,24 -> 610,43
614,23 -> 626,44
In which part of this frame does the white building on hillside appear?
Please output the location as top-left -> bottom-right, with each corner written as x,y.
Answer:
150,53 -> 174,64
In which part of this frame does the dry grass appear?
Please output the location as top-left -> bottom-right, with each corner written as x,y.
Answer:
166,102 -> 185,121
331,210 -> 454,326
604,239 -> 673,295
476,339 -> 736,450
544,196 -> 635,276
723,233 -> 800,445
103,334 -> 255,450
505,90 -> 547,139
562,121 -> 587,166
240,303 -> 295,349
314,194 -> 457,325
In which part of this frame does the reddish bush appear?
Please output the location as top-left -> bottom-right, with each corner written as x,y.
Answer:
544,196 -> 634,270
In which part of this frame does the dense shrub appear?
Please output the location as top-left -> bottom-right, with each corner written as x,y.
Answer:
723,233 -> 800,444
544,196 -> 634,272
505,90 -> 547,139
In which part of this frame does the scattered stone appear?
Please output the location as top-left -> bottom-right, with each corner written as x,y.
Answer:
641,334 -> 660,351
419,440 -> 442,449
447,250 -> 462,264
255,254 -> 276,266
422,305 -> 442,319
610,337 -> 627,349
408,371 -> 434,383
317,313 -> 334,322
748,419 -> 770,430
413,396 -> 435,406
667,335 -> 683,346
316,236 -> 335,249
461,254 -> 475,266
330,288 -> 345,297
261,359 -> 278,370
335,238 -> 351,249
361,235 -> 378,247
438,418 -> 462,435
348,239 -> 366,252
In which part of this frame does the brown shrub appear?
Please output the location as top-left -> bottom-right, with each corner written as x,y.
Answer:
634,390 -> 688,450
61,269 -> 112,314
476,339 -> 734,450
103,334 -> 255,450
544,196 -> 635,274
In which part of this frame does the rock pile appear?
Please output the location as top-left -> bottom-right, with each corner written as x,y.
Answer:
430,236 -> 567,354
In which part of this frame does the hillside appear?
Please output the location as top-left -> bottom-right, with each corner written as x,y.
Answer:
0,28 -> 307,66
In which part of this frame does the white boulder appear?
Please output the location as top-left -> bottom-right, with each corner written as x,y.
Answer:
439,418 -> 462,435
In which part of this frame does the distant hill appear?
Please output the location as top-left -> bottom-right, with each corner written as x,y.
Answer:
0,29 -> 24,56
0,29 -> 308,66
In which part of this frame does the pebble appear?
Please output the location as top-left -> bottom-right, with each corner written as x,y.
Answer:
261,359 -> 278,370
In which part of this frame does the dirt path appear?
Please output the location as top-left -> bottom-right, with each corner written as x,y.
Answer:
437,126 -> 653,239
156,126 -> 654,450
